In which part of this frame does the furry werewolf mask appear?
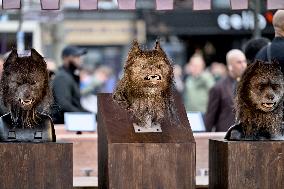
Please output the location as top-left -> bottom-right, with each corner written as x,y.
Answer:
225,60 -> 284,140
1,49 -> 51,127
113,41 -> 177,128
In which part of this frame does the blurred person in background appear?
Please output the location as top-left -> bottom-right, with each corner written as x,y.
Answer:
256,10 -> 284,73
45,58 -> 57,81
95,65 -> 116,93
80,64 -> 114,113
183,54 -> 215,113
80,63 -> 96,96
52,46 -> 89,124
205,49 -> 247,132
0,55 -> 6,116
173,64 -> 184,93
210,62 -> 228,81
244,37 -> 270,64
80,64 -> 113,95
3,51 -> 11,61
0,55 -> 4,78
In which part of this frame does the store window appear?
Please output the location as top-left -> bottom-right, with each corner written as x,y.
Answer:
0,32 -> 33,54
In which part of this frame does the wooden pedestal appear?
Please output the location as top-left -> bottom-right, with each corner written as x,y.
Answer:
98,93 -> 195,189
0,142 -> 73,189
209,139 -> 284,189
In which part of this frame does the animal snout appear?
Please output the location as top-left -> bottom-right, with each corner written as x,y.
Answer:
144,74 -> 162,81
19,98 -> 34,105
266,93 -> 275,100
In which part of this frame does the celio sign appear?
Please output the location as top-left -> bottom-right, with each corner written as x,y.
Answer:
217,11 -> 267,31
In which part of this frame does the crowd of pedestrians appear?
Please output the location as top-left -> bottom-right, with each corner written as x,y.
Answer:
0,11 -> 283,131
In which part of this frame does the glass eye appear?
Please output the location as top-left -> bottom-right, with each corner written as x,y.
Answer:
258,84 -> 265,91
271,84 -> 280,90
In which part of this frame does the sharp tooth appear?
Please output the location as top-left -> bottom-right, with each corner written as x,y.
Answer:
263,103 -> 274,108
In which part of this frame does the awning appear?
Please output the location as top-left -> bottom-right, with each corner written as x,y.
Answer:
144,10 -> 275,35
1,0 -> 284,11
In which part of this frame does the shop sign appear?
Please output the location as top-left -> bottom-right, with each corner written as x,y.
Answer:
64,20 -> 146,45
217,11 -> 267,31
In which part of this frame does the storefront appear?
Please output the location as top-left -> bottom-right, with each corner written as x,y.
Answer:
0,19 -> 42,54
60,14 -> 146,76
143,9 -> 275,64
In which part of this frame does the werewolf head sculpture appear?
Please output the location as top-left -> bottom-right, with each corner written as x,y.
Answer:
1,49 -> 51,128
225,60 -> 284,140
113,40 -> 177,128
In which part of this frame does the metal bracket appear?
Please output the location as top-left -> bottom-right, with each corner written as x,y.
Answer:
34,131 -> 43,139
8,131 -> 16,139
133,123 -> 162,133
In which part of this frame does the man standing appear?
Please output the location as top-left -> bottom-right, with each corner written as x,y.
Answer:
256,10 -> 284,72
244,37 -> 270,64
183,54 -> 215,113
205,49 -> 247,132
0,55 -> 4,78
52,46 -> 88,124
0,55 -> 6,116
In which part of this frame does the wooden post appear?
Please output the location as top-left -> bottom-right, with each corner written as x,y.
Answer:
209,139 -> 284,189
98,93 -> 195,189
0,143 -> 73,189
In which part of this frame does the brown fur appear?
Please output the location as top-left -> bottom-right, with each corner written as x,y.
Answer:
113,40 -> 177,127
1,49 -> 52,128
235,60 -> 284,136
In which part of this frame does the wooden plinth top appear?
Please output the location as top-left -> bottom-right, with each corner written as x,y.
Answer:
98,93 -> 194,143
211,139 -> 284,143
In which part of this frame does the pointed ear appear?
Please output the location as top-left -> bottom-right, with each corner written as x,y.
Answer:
5,49 -> 18,64
30,48 -> 44,62
154,40 -> 162,50
270,58 -> 282,72
253,59 -> 262,66
154,40 -> 166,55
129,40 -> 141,55
271,58 -> 280,66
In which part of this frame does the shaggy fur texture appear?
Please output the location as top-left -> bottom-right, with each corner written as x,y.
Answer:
235,60 -> 284,138
1,49 -> 51,128
113,41 -> 177,127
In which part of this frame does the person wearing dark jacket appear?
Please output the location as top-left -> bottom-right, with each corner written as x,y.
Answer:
52,46 -> 88,124
0,55 -> 7,116
205,49 -> 247,132
244,37 -> 270,64
255,10 -> 284,73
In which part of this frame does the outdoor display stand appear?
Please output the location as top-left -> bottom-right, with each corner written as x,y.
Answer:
0,142 -> 73,189
98,93 -> 195,189
209,139 -> 284,189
